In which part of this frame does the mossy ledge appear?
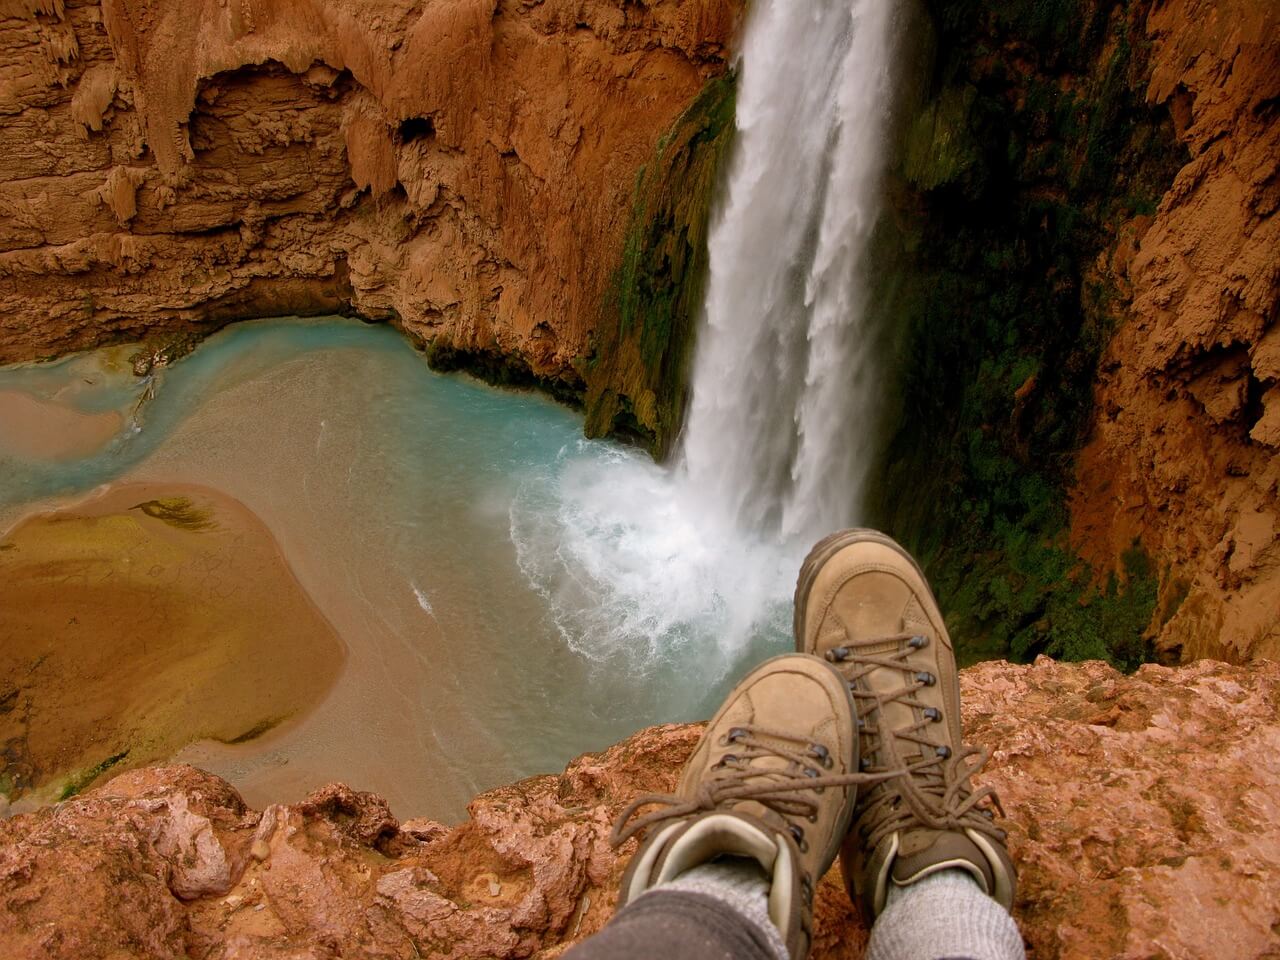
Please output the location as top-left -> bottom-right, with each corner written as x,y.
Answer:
868,0 -> 1188,669
421,340 -> 587,411
57,751 -> 129,801
582,73 -> 737,459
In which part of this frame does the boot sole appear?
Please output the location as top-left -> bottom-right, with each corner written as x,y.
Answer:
792,528 -> 937,652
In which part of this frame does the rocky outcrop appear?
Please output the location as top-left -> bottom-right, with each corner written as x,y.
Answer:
1069,0 -> 1280,663
2,657 -> 1277,959
0,0 -> 738,398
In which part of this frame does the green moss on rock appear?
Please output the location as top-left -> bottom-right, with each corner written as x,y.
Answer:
868,0 -> 1187,669
584,73 -> 737,458
57,750 -> 128,801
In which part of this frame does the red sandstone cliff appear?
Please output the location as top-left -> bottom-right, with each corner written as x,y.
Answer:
2,657 -> 1277,959
1070,0 -> 1280,663
0,0 -> 737,377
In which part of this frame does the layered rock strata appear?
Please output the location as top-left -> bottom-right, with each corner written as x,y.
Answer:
0,0 -> 737,390
2,657 -> 1277,959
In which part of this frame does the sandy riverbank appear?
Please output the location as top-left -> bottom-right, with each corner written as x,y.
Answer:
0,390 -> 125,461
0,482 -> 345,809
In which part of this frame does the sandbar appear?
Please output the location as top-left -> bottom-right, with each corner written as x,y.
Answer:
0,482 -> 345,808
0,389 -> 124,461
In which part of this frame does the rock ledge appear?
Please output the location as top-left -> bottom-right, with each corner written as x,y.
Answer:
1,657 -> 1277,959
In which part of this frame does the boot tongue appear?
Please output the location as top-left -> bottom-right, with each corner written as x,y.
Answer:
716,670 -> 829,824
890,829 -> 995,894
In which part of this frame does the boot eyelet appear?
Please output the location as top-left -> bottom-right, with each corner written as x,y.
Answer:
808,814 -> 818,823
727,727 -> 747,743
859,757 -> 872,772
808,744 -> 832,768
856,717 -> 866,731
915,671 -> 936,686
803,767 -> 819,778
825,646 -> 850,662
935,745 -> 952,759
908,635 -> 929,649
923,707 -> 941,722
800,839 -> 809,852
789,824 -> 805,844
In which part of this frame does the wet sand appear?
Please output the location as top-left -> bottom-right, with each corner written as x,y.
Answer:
0,482 -> 345,808
0,390 -> 124,461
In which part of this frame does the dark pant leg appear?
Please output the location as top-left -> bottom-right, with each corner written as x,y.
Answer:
563,890 -> 781,960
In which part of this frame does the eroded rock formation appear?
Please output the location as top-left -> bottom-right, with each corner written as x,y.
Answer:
2,657 -> 1277,959
1069,0 -> 1280,663
0,0 -> 737,390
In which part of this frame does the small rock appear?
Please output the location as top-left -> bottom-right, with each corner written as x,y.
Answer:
249,839 -> 271,862
488,880 -> 501,897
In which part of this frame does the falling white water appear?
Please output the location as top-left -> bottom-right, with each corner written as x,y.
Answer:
681,0 -> 899,546
511,0 -> 904,698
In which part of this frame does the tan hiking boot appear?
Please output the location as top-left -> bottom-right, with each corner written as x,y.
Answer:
793,528 -> 1016,920
611,653 -> 879,960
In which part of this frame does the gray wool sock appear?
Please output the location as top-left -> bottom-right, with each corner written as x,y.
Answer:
650,857 -> 790,960
867,869 -> 1025,960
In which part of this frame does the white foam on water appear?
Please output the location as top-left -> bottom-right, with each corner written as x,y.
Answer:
512,0 -> 904,676
511,442 -> 796,683
411,583 -> 434,616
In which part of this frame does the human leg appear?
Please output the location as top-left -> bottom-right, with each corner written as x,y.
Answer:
562,860 -> 784,960
567,653 -> 892,960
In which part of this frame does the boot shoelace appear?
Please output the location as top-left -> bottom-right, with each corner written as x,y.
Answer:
610,723 -> 904,852
825,633 -> 1006,852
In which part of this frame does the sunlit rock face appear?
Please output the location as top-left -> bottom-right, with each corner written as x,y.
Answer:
0,0 -> 739,387
1,657 -> 1277,960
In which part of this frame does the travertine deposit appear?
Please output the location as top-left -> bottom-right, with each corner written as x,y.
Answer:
2,657 -> 1277,959
0,0 -> 737,381
1070,0 -> 1280,663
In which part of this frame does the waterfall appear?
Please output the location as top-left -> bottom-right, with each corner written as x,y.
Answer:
511,0 -> 905,706
680,0 -> 900,549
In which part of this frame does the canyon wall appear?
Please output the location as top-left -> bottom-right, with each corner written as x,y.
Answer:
0,0 -> 1275,665
873,0 -> 1278,667
1069,0 -> 1279,664
2,657 -> 1278,959
0,0 -> 738,401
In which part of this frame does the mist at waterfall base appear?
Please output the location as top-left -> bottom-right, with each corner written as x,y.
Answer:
519,0 -> 903,678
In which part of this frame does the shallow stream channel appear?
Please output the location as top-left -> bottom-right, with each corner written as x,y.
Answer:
0,317 -> 793,818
